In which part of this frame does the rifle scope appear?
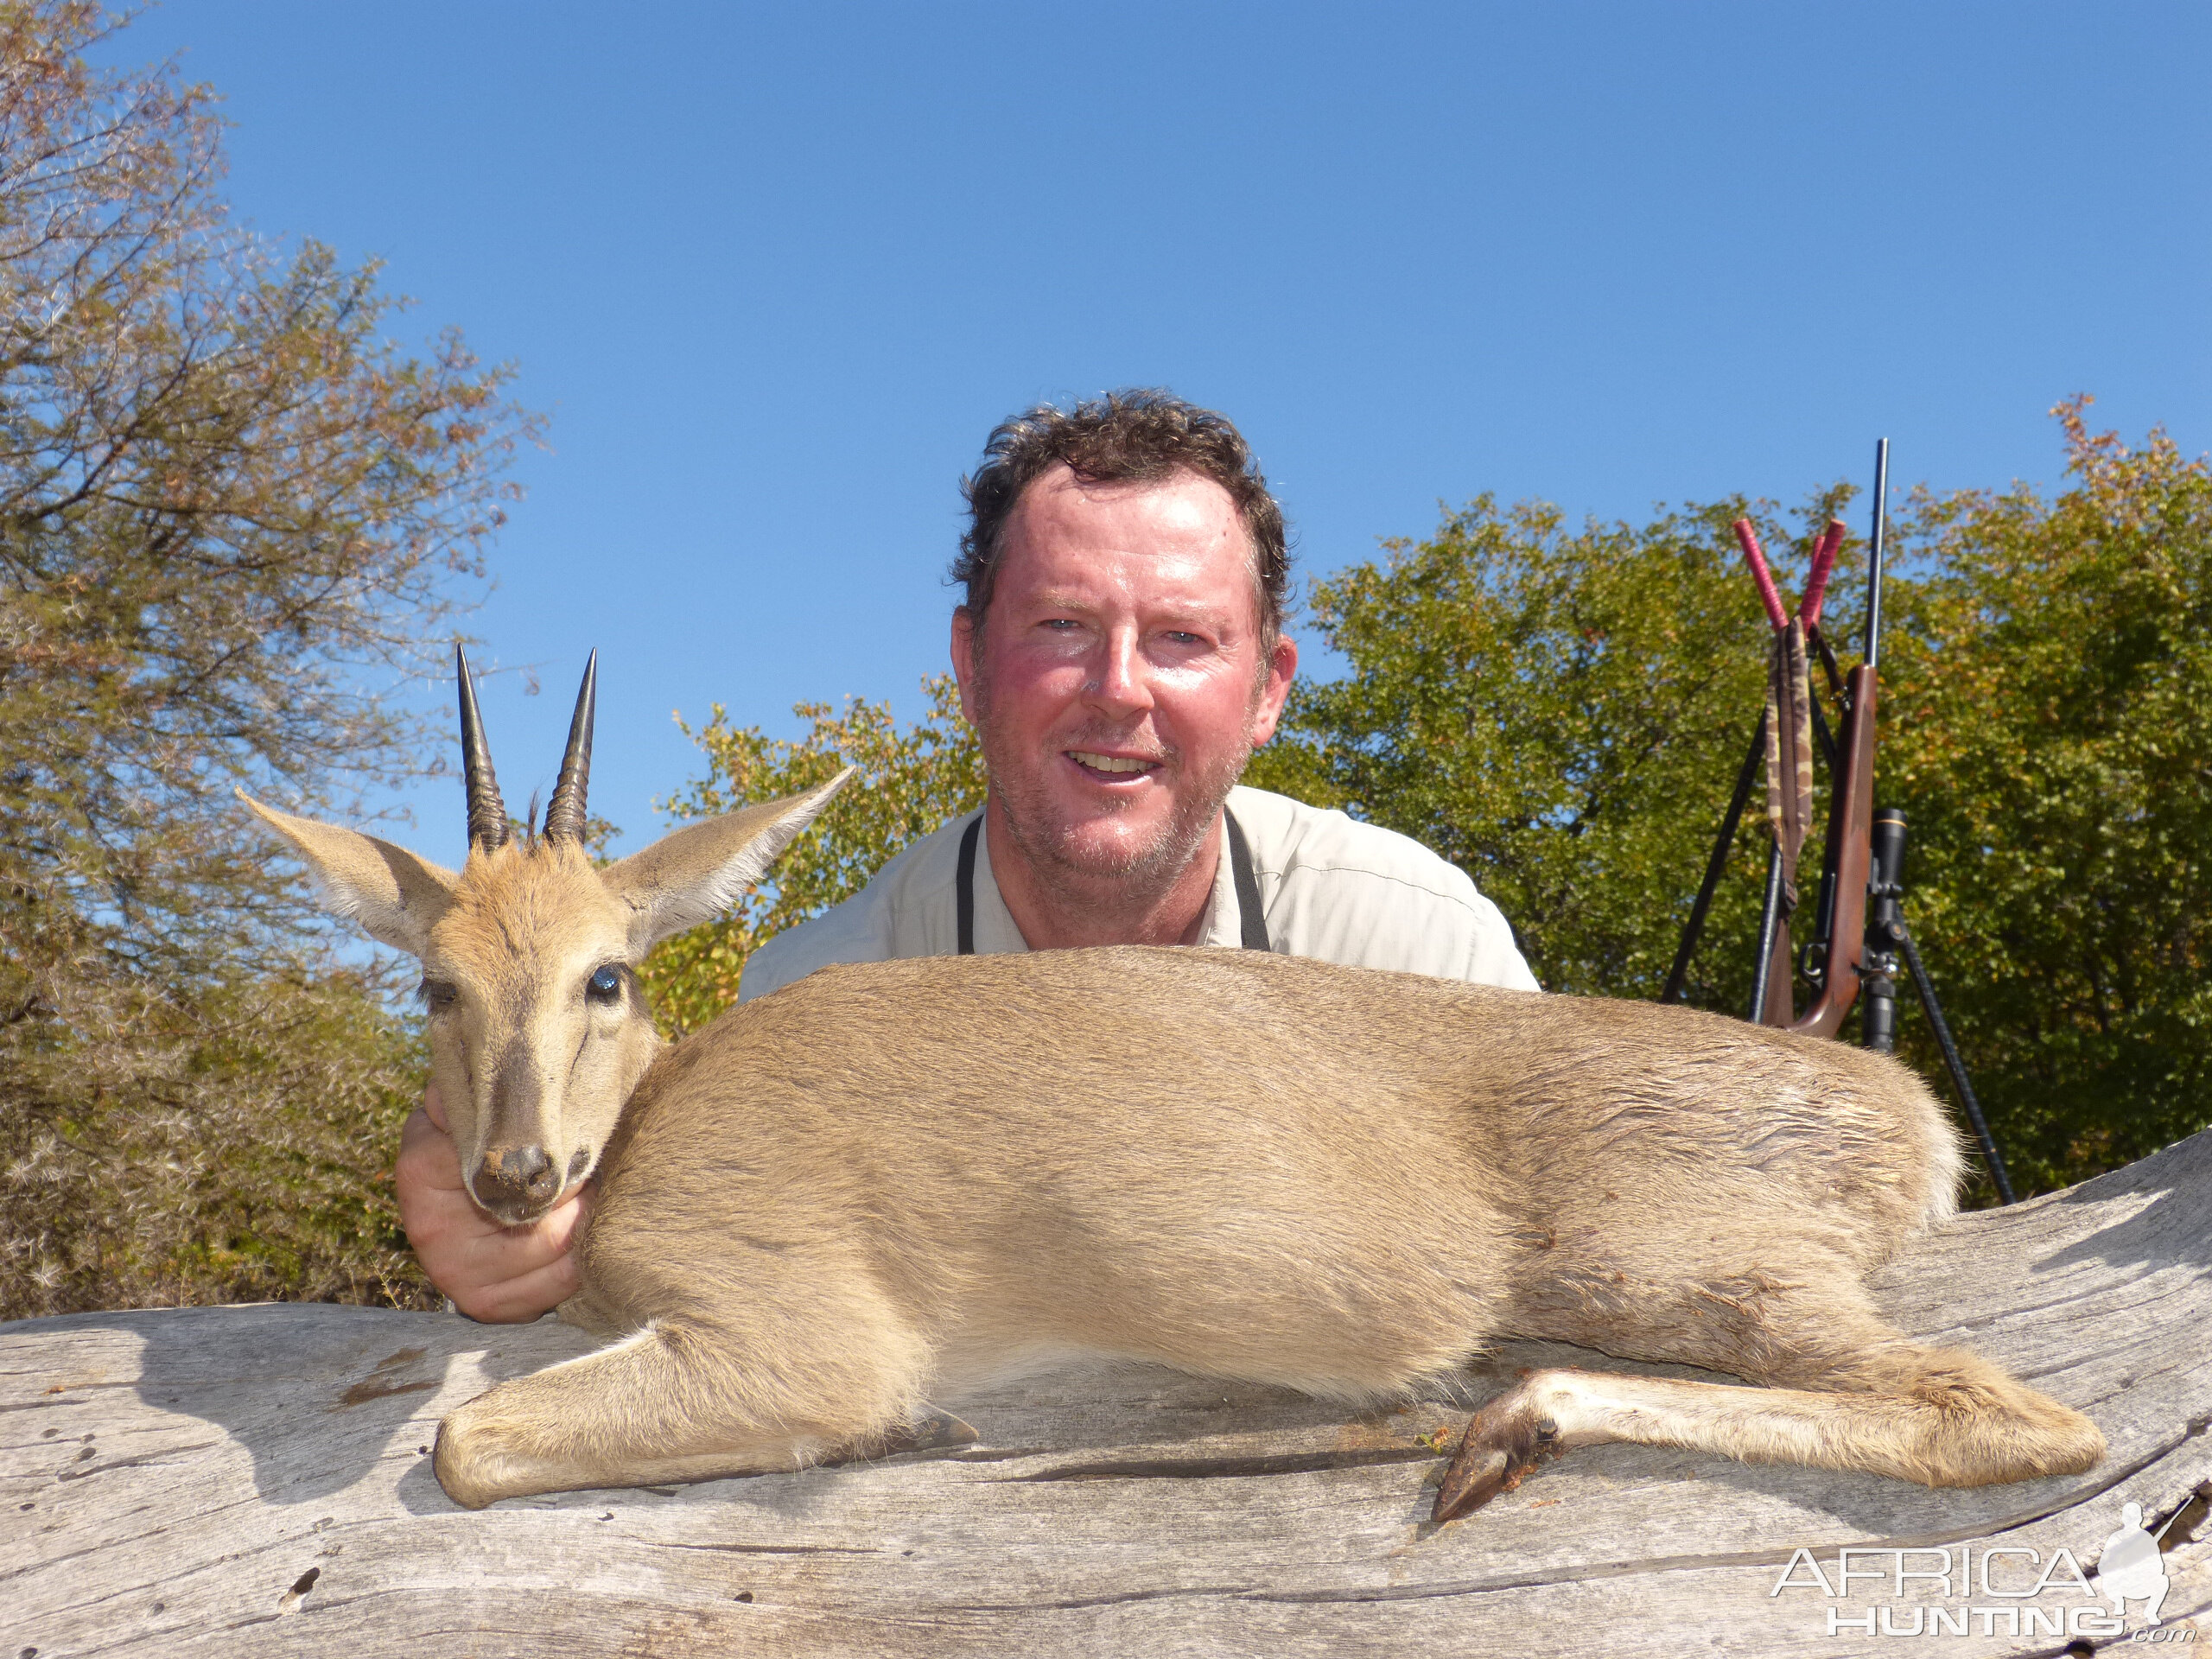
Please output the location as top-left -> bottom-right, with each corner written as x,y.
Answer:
1861,809 -> 1908,1054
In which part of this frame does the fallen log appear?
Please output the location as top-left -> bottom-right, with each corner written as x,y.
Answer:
6,1127 -> 2212,1657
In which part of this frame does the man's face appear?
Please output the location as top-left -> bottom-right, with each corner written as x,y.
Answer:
951,464 -> 1297,883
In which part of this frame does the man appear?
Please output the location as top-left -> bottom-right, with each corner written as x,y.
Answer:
398,391 -> 1537,1320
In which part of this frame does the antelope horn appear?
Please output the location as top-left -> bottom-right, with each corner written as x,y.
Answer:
543,650 -> 597,847
455,644 -> 510,853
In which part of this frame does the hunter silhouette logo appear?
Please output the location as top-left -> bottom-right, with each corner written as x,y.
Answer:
2095,1501 -> 2171,1626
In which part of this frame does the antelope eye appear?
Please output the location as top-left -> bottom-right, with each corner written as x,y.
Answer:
419,978 -> 459,1013
587,964 -> 624,1004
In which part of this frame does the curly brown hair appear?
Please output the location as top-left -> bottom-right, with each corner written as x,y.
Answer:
953,390 -> 1290,642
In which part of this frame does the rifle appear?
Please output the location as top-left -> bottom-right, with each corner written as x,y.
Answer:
1661,440 -> 2015,1198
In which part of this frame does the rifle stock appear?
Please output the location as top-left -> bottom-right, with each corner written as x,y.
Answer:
1789,662 -> 1877,1037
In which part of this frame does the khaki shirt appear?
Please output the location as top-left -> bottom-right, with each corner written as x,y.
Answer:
737,785 -> 1541,1001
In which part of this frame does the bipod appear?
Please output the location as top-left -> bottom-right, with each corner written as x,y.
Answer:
1863,810 -> 2017,1204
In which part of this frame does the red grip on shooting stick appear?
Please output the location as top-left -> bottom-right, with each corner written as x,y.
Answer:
1734,518 -> 1789,631
1801,518 -> 1844,628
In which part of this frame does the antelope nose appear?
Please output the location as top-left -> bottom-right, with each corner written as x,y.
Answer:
474,1145 -> 559,1211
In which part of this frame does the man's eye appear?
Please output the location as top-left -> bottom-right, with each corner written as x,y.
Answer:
587,964 -> 624,1003
419,979 -> 459,1012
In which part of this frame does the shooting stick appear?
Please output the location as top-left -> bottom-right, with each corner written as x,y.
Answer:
1778,442 -> 1886,1038
1662,518 -> 1840,1007
1750,615 -> 1815,1026
1659,709 -> 1767,1005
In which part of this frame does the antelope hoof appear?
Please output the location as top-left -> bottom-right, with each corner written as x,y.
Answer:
830,1405 -> 981,1465
1432,1395 -> 1557,1522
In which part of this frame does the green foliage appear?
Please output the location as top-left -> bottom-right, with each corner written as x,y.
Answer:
3,933 -> 431,1317
1251,404 -> 2211,1200
0,3 -> 531,1314
1244,491 -> 1853,1010
639,675 -> 985,1033
1877,402 -> 2212,1194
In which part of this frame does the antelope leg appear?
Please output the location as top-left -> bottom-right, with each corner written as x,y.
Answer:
1433,1347 -> 2102,1522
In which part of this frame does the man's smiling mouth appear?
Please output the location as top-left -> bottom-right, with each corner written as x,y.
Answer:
1067,750 -> 1160,779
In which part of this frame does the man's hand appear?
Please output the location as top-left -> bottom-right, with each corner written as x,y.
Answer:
395,1083 -> 586,1322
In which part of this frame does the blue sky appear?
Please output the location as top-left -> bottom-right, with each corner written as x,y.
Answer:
113,2 -> 2209,866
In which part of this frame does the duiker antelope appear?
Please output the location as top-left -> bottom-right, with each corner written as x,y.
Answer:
244,651 -> 2104,1518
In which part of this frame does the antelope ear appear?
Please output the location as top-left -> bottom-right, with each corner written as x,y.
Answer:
603,769 -> 853,955
238,790 -> 458,957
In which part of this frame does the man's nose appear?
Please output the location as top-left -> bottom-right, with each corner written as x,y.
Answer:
1084,629 -> 1151,715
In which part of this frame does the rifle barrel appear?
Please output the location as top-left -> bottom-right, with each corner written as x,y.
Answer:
1865,437 -> 1889,671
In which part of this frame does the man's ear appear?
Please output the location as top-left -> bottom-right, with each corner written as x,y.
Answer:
950,606 -> 982,728
603,769 -> 853,956
238,790 -> 457,957
1249,631 -> 1300,748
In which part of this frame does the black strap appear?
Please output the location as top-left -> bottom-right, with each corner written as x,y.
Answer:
1224,809 -> 1270,951
955,808 -> 1269,953
956,815 -> 981,955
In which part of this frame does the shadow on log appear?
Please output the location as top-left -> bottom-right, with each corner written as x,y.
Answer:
6,1128 -> 2212,1656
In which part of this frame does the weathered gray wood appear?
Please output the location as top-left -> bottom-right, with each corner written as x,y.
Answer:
6,1128 -> 2212,1657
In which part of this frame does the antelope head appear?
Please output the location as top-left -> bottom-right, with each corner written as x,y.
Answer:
242,647 -> 849,1225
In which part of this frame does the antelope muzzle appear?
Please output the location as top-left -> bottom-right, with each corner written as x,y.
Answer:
474,1145 -> 561,1219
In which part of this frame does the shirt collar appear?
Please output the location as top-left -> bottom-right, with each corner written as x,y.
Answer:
1196,811 -> 1243,947
972,810 -> 1242,951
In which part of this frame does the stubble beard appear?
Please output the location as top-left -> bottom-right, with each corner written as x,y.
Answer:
970,672 -> 1254,907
